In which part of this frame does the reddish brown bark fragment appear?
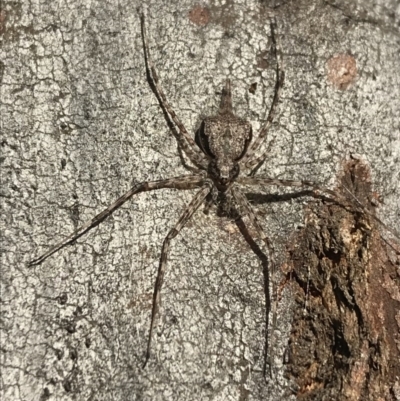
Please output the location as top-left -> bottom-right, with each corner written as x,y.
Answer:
188,5 -> 211,27
285,157 -> 400,400
327,54 -> 358,90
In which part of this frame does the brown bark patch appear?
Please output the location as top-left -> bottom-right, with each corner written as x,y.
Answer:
285,157 -> 400,400
256,50 -> 270,70
188,5 -> 211,27
327,54 -> 357,90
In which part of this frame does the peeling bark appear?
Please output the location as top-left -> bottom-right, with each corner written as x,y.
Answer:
286,157 -> 400,400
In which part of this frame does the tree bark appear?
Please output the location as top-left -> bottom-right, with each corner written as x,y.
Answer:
285,157 -> 400,400
1,0 -> 399,400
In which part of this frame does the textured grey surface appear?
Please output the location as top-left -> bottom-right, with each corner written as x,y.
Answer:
1,0 -> 399,400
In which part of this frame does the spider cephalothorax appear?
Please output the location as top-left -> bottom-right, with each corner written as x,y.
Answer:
198,81 -> 252,188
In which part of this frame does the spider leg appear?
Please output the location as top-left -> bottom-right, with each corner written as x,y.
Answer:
241,18 -> 285,170
248,138 -> 275,177
231,185 -> 278,378
238,176 -> 337,195
238,176 -> 400,239
144,181 -> 213,367
140,13 -> 208,169
29,175 -> 205,266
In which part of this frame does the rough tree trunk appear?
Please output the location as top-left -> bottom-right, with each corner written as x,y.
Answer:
285,157 -> 400,400
1,0 -> 399,400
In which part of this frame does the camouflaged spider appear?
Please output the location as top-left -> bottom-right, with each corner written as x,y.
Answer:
30,13 -> 378,374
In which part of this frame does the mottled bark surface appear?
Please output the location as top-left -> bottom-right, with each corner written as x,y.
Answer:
285,158 -> 400,400
1,0 -> 399,400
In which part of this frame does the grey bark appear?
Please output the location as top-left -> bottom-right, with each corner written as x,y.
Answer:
1,0 -> 399,400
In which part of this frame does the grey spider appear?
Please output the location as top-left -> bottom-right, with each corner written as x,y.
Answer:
29,13 -> 377,374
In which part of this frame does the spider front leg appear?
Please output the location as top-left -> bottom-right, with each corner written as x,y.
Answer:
139,13 -> 208,169
248,138 -> 275,177
241,17 -> 285,170
231,186 -> 278,379
238,176 -> 400,240
29,175 -> 205,266
144,181 -> 212,367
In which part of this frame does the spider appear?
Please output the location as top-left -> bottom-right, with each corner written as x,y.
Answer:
29,13 -> 391,374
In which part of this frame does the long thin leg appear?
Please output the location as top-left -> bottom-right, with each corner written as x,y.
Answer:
144,181 -> 212,367
238,176 -> 336,195
230,186 -> 278,378
238,176 -> 400,239
241,18 -> 285,170
248,138 -> 275,177
140,13 -> 208,168
29,175 -> 205,266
